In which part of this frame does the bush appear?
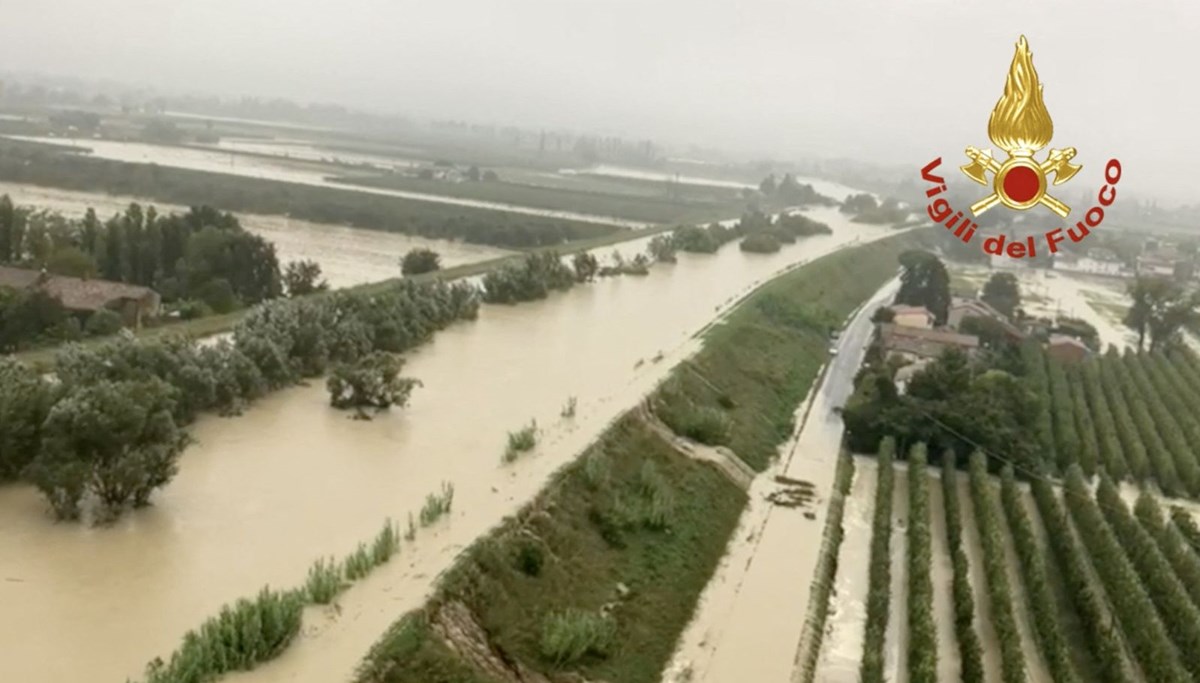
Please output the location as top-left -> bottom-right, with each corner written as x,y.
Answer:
539,610 -> 617,665
515,540 -> 545,577
174,299 -> 214,321
195,277 -> 240,314
481,252 -> 574,304
306,557 -> 344,604
85,309 -> 124,336
141,587 -> 304,683
326,352 -> 422,416
647,234 -> 676,263
419,482 -> 455,526
283,259 -> 327,296
401,248 -> 441,276
739,232 -> 782,254
503,420 -> 538,462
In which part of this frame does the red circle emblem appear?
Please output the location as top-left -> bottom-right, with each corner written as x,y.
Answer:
1002,165 -> 1040,203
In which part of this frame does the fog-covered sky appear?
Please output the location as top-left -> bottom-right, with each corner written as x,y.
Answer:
1,1 -> 1196,202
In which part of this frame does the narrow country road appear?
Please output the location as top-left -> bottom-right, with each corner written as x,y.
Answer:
662,274 -> 900,683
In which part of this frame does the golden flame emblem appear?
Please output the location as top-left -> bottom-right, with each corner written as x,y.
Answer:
960,36 -> 1081,217
988,36 -> 1053,155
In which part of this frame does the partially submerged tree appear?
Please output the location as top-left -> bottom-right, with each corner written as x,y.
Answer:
401,248 -> 441,276
283,259 -> 328,297
25,378 -> 189,520
326,352 -> 422,418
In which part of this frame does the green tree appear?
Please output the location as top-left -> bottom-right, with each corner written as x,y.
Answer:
326,352 -> 422,418
758,174 -> 777,195
46,245 -> 97,278
981,272 -> 1021,318
895,250 -> 951,325
572,251 -> 599,282
26,378 -> 189,519
1125,276 -> 1198,351
282,259 -> 327,297
401,248 -> 441,276
0,359 -> 56,480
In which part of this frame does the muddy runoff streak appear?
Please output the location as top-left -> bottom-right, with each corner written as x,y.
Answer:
0,181 -> 512,288
0,208 -> 893,683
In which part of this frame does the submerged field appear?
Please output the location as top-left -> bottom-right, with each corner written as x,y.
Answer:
347,231 -> 926,682
806,346 -> 1200,683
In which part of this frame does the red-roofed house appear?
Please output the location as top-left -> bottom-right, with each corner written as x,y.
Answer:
0,266 -> 160,328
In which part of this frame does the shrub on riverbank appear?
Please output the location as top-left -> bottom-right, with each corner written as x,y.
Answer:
503,420 -> 539,462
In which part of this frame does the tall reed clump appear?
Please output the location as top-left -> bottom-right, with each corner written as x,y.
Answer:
305,556 -> 344,604
420,482 -> 455,526
142,587 -> 304,683
138,517 -> 404,683
539,609 -> 617,665
503,419 -> 539,462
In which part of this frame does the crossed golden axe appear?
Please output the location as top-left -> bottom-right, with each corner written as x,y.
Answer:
960,145 -> 1082,218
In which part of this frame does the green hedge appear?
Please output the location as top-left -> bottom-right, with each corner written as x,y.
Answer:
860,437 -> 896,683
1063,467 -> 1190,683
967,452 -> 1025,683
941,454 -> 984,683
905,444 -> 937,683
998,467 -> 1079,683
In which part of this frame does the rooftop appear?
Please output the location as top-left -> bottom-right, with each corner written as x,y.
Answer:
0,266 -> 157,312
879,322 -> 980,359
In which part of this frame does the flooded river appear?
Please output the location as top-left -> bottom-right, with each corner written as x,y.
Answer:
0,206 -> 901,683
4,135 -> 646,227
0,182 -> 511,288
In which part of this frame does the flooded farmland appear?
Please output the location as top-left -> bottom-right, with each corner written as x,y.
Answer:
3,135 -> 646,227
0,182 -> 512,287
0,205 -> 897,683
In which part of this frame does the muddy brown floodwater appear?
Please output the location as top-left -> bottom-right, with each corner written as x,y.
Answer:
0,206 -> 897,683
927,470 -> 962,682
0,181 -> 512,287
813,457 -> 879,682
885,467 -> 910,683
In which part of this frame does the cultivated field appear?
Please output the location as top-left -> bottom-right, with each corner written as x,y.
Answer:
803,348 -> 1200,683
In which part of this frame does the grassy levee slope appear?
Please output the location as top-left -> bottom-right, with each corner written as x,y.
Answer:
354,230 -> 925,683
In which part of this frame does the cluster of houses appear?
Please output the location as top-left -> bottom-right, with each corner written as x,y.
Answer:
0,265 -> 160,328
998,238 -> 1196,282
877,297 -> 1089,392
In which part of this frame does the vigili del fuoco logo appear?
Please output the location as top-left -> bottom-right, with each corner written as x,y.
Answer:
920,36 -> 1122,260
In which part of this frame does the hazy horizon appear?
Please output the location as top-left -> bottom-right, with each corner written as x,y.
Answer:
1,1 -> 1197,203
